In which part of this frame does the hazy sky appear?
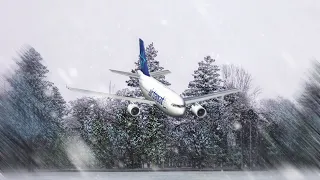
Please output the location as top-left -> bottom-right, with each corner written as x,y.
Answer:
0,0 -> 319,102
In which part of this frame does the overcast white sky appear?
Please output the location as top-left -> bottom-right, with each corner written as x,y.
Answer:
0,0 -> 319,102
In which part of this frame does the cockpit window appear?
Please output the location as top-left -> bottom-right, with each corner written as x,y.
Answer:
172,103 -> 186,108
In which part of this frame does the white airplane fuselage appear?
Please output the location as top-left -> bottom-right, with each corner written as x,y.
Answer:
137,70 -> 186,117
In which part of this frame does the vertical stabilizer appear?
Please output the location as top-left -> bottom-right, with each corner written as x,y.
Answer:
139,38 -> 150,76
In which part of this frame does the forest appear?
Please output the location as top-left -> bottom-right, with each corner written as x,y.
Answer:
0,42 -> 320,171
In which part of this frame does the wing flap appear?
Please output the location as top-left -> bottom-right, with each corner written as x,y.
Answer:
66,85 -> 155,105
183,89 -> 240,104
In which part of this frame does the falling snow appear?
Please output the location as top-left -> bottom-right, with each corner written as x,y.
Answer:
69,68 -> 78,77
57,68 -> 73,85
161,20 -> 167,25
234,121 -> 242,130
44,86 -> 53,97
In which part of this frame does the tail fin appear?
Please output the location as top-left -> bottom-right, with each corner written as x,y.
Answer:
139,38 -> 150,76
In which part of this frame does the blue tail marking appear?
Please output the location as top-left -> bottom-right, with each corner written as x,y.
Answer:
139,38 -> 150,76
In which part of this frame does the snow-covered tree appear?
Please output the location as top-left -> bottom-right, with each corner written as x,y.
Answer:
258,97 -> 304,167
67,97 -> 96,143
296,60 -> 320,167
143,107 -> 166,167
182,55 -> 224,122
0,120 -> 36,170
109,88 -> 145,168
220,64 -> 261,168
68,96 -> 116,168
221,64 -> 261,101
181,55 -> 226,167
4,46 -> 70,168
298,59 -> 320,117
180,119 -> 217,168
183,55 -> 223,97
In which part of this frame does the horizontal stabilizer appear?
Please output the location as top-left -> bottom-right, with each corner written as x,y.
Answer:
150,70 -> 171,77
109,69 -> 139,78
110,69 -> 171,78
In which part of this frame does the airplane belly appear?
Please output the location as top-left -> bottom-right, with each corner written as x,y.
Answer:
155,103 -> 171,114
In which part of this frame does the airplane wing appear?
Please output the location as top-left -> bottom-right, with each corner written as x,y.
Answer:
183,89 -> 240,105
66,85 -> 156,105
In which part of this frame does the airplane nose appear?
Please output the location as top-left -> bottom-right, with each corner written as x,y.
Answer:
181,107 -> 186,115
169,107 -> 186,117
176,107 -> 186,116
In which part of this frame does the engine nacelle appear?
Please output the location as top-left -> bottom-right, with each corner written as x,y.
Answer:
191,104 -> 207,118
127,104 -> 140,117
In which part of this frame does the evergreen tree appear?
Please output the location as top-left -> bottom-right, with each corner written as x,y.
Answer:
69,97 -> 114,168
179,119 -> 216,168
182,55 -> 224,121
257,97 -> 317,168
298,59 -> 320,116
109,88 -> 145,168
69,97 -> 98,144
4,46 -> 70,168
182,55 -> 223,97
181,55 -> 225,167
295,59 -> 320,167
143,107 -> 166,168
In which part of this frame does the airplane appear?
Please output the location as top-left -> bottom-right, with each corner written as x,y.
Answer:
66,38 -> 240,118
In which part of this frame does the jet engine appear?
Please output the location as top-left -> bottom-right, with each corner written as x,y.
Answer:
127,104 -> 140,117
191,104 -> 207,118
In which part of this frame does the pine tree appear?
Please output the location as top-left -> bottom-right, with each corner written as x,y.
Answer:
298,59 -> 320,116
143,107 -> 166,168
179,119 -> 216,168
293,59 -> 320,167
69,97 -> 114,168
182,55 -> 224,123
5,46 -> 70,168
257,97 -> 316,168
181,55 -> 225,167
109,88 -> 145,168
183,55 -> 223,97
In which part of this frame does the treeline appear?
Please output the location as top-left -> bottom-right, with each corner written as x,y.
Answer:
0,43 -> 320,171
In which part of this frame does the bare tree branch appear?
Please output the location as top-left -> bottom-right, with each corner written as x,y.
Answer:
221,64 -> 261,101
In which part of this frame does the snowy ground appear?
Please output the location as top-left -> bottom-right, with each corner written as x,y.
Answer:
1,169 -> 320,180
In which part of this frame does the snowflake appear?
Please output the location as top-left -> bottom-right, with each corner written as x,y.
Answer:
50,111 -> 58,118
44,86 -> 53,97
58,68 -> 73,84
69,68 -> 78,77
234,121 -> 242,130
161,19 -> 167,25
